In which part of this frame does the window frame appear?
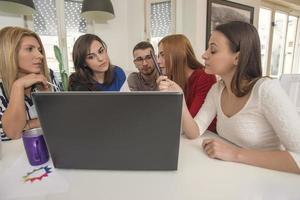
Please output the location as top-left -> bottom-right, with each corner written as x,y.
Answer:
144,0 -> 176,41
260,1 -> 300,77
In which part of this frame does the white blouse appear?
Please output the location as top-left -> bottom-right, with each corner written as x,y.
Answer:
195,78 -> 300,168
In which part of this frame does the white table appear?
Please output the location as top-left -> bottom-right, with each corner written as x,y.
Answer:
1,132 -> 300,200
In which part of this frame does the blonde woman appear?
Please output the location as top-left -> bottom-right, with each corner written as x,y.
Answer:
0,26 -> 60,141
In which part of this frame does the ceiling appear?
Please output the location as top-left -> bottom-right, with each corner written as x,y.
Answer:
284,0 -> 300,5
263,0 -> 300,10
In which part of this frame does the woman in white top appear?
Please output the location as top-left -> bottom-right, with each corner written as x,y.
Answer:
157,21 -> 300,174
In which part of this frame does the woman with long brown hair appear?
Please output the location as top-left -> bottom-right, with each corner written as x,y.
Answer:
68,34 -> 126,91
157,34 -> 216,132
157,21 -> 300,174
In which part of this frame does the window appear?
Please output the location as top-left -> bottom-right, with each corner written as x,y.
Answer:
258,8 -> 272,75
145,0 -> 176,51
283,15 -> 298,74
31,0 -> 86,77
295,19 -> 300,73
32,0 -> 59,75
270,11 -> 288,77
258,5 -> 300,78
64,0 -> 87,73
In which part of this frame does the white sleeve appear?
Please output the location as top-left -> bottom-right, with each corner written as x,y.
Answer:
120,77 -> 130,92
194,83 -> 218,135
260,79 -> 300,168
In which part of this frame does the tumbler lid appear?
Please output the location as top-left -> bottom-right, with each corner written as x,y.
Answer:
23,128 -> 43,137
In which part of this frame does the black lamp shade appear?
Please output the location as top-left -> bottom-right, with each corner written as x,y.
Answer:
81,0 -> 115,22
0,0 -> 36,15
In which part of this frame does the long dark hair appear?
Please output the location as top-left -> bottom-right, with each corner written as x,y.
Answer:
215,21 -> 262,97
68,34 -> 114,90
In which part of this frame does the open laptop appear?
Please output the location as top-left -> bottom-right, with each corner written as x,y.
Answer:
32,92 -> 182,170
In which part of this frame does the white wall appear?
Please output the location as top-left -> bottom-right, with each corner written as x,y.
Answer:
0,0 -> 262,73
91,0 -> 145,73
179,0 -> 261,62
90,0 -> 261,72
0,12 -> 24,28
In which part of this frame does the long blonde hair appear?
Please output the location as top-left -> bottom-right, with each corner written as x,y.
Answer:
158,34 -> 204,90
0,26 -> 50,99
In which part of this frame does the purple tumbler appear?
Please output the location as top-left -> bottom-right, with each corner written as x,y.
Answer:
22,128 -> 49,166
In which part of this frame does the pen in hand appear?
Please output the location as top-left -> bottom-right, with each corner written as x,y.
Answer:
46,81 -> 60,91
31,81 -> 60,92
150,50 -> 163,76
